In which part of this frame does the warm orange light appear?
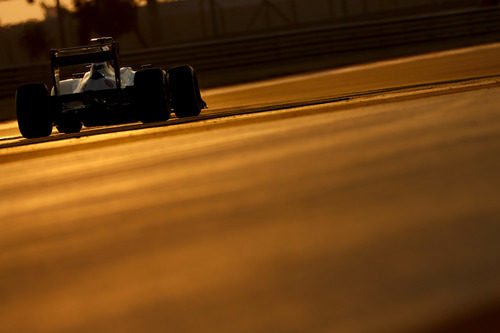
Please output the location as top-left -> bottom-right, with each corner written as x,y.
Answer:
0,0 -> 176,26
0,0 -> 73,26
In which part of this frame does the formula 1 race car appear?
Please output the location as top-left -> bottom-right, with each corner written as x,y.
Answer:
16,37 -> 206,138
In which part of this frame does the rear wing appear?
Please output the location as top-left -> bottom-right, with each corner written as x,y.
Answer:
50,38 -> 121,96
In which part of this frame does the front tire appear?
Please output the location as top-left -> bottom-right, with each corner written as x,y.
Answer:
134,68 -> 170,123
16,84 -> 52,139
168,65 -> 203,118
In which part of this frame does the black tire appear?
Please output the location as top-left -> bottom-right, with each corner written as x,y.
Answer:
56,118 -> 82,134
134,68 -> 169,123
16,84 -> 52,139
168,65 -> 203,118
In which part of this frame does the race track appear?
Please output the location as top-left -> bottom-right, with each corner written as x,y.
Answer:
1,43 -> 500,332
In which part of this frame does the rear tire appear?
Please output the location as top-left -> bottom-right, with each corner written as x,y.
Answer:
168,65 -> 203,118
134,68 -> 169,123
16,84 -> 52,139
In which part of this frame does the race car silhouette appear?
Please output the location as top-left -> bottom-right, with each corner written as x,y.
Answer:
16,37 -> 206,138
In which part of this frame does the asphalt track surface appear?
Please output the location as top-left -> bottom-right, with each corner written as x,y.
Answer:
1,43 -> 500,332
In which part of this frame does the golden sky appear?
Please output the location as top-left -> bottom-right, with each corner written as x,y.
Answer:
0,0 -> 157,26
0,0 -> 73,26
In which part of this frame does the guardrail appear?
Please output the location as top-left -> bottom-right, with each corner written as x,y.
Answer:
1,7 -> 499,100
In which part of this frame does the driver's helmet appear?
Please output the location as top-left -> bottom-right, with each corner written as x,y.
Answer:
86,61 -> 116,89
90,61 -> 114,79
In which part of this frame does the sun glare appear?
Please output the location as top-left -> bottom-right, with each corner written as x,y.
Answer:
0,0 -> 176,27
0,0 -> 73,26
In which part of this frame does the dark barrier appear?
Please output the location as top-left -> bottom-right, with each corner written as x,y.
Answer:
1,7 -> 499,101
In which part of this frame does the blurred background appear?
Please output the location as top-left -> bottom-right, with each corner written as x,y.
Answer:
0,0 -> 499,119
1,2 -> 500,332
0,0 -> 499,63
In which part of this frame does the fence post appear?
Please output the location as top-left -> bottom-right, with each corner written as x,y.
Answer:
209,0 -> 219,37
56,0 -> 66,47
328,0 -> 334,18
247,0 -> 294,31
147,0 -> 163,43
290,0 -> 298,24
341,0 -> 348,17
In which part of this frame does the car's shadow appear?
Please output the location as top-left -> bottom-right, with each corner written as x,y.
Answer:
0,104 -> 264,150
0,115 -> 205,150
0,135 -> 23,142
0,103 -> 280,150
0,95 -> 353,151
